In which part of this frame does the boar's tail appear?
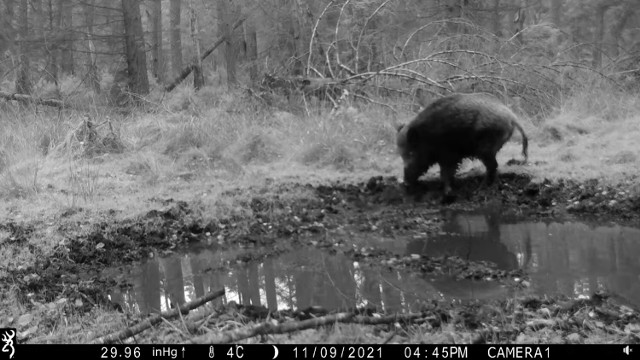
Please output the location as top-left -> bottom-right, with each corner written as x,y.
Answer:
512,120 -> 528,163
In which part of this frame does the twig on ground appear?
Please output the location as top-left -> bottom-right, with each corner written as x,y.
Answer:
191,311 -> 427,344
90,289 -> 225,344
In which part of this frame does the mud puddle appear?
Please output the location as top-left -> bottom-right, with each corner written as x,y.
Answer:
107,246 -> 508,315
8,174 -> 640,317
106,209 -> 640,315
404,211 -> 640,309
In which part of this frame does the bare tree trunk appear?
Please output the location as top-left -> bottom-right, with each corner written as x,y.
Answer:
32,0 -> 45,86
34,0 -> 44,41
3,0 -> 15,29
151,0 -> 164,83
367,17 -> 381,72
242,0 -> 257,82
15,0 -> 31,94
104,3 -> 122,56
164,17 -> 245,92
610,2 -> 636,59
233,3 -> 246,62
445,0 -> 463,34
592,4 -> 612,68
44,0 -> 61,88
2,0 -> 16,81
245,21 -> 258,83
122,0 -> 150,96
84,0 -> 100,93
512,0 -> 527,44
277,0 -> 297,73
551,0 -> 561,27
60,0 -> 74,74
189,0 -> 204,90
293,0 -> 310,74
170,0 -> 183,77
492,0 -> 501,36
217,0 -> 237,87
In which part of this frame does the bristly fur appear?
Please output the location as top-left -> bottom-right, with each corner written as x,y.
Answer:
396,93 -> 529,201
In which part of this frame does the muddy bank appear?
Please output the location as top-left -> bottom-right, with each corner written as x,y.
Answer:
2,173 -> 640,342
5,173 -> 640,305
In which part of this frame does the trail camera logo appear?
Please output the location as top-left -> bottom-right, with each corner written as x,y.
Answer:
1,328 -> 15,359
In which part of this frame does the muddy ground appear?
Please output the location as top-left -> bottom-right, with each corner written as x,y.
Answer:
2,173 -> 640,343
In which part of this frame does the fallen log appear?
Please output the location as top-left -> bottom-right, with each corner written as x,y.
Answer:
0,91 -> 69,108
190,311 -> 426,344
190,312 -> 355,344
90,288 -> 225,344
260,74 -> 346,100
164,17 -> 246,92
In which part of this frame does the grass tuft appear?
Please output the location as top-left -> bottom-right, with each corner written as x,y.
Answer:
231,129 -> 283,164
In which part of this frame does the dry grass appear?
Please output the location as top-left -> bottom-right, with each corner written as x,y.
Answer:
0,87 -> 399,230
2,76 -> 639,345
516,82 -> 640,185
0,82 -> 638,247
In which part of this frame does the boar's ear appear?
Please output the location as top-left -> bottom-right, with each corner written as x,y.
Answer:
396,123 -> 405,133
414,88 -> 431,112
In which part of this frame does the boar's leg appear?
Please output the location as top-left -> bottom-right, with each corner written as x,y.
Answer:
439,161 -> 458,202
403,157 -> 435,186
403,160 -> 432,195
479,154 -> 499,186
402,163 -> 423,196
403,165 -> 422,187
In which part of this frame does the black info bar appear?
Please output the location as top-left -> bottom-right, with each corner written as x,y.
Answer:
8,344 -> 636,360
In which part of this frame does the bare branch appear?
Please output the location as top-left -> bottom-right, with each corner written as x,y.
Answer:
165,17 -> 246,92
343,54 -> 469,83
400,19 -> 491,58
190,312 -> 426,344
334,0 -> 351,77
0,91 -> 70,108
354,0 -> 391,73
90,289 -> 225,344
307,0 -> 335,77
191,312 -> 354,344
325,42 -> 336,79
551,62 -> 622,88
352,92 -> 397,113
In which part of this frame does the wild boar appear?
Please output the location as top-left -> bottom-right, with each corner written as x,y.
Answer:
396,93 -> 528,201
